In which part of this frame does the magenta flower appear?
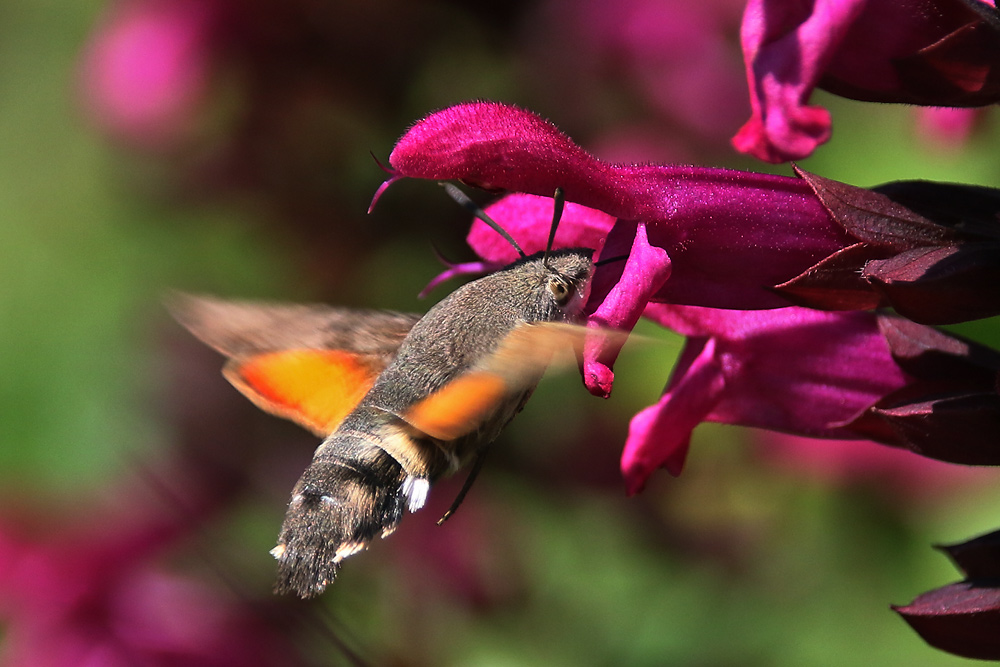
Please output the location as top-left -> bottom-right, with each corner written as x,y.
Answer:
377,101 -> 1000,493
380,101 -> 1000,383
894,530 -> 1000,660
621,306 -> 1000,492
379,101 -> 859,392
734,0 -> 1000,162
621,306 -> 908,492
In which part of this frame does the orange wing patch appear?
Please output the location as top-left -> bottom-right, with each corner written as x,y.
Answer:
226,349 -> 379,436
404,322 -> 629,442
405,372 -> 508,442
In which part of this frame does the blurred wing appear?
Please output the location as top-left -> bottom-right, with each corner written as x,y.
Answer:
167,292 -> 420,358
168,293 -> 420,436
404,322 -> 628,442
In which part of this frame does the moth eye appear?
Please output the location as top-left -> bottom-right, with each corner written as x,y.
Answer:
548,277 -> 573,305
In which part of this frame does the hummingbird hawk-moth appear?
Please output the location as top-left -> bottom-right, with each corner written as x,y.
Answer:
171,192 -> 613,598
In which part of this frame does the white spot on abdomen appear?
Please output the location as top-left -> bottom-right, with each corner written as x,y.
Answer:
401,476 -> 430,512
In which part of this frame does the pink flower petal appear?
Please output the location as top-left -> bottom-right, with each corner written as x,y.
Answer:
734,0 -> 862,162
623,305 -> 914,488
468,193 -> 616,264
584,221 -> 671,397
418,261 -> 499,299
734,0 -> 1000,162
621,337 -> 725,492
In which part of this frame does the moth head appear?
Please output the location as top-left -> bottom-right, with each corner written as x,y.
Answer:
540,248 -> 594,317
442,183 -> 594,318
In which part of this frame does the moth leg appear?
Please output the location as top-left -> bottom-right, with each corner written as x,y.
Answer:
436,445 -> 490,525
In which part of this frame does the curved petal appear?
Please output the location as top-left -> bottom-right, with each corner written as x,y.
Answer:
643,305 -> 911,437
621,337 -> 725,493
584,221 -> 671,397
419,261 -> 499,298
733,0 -> 1000,162
733,0 -> 860,162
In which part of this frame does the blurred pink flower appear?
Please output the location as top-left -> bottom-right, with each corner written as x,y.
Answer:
913,106 -> 982,149
525,0 -> 748,157
383,488 -> 524,610
80,0 -> 217,147
0,476 -> 301,667
754,431 -> 993,497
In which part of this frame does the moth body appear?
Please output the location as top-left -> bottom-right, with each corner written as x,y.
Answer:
171,248 -> 597,598
273,249 -> 593,597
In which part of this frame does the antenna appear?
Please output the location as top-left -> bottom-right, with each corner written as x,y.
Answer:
442,183 -> 526,259
542,187 -> 565,268
595,254 -> 629,267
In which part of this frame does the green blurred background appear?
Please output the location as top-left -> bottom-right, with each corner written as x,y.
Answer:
2,0 -> 999,665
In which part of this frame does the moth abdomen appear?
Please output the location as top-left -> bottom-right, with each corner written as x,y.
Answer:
272,435 -> 409,598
